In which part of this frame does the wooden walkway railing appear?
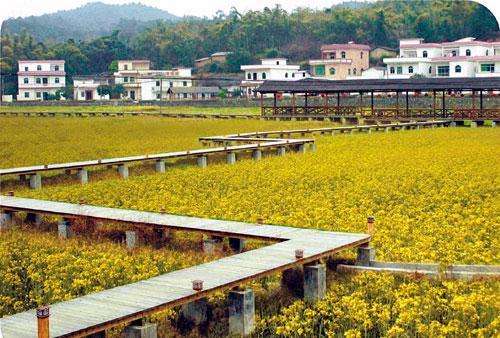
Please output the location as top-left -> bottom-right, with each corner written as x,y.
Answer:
0,195 -> 370,337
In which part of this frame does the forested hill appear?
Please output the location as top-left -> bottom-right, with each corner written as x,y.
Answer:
1,2 -> 179,42
1,0 -> 498,96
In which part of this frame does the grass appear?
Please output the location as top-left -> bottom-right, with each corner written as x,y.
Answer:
0,105 -> 261,115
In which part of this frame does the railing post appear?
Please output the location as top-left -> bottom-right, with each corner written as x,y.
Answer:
36,306 -> 50,338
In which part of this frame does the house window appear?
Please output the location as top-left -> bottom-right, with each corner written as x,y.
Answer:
329,67 -> 336,75
292,73 -> 295,78
397,66 -> 402,74
276,61 -> 280,65
262,72 -> 266,79
353,68 -> 357,75
360,51 -> 363,59
247,73 -> 251,80
466,49 -> 471,56
124,77 -> 129,82
156,81 -> 160,86
24,92 -> 29,98
169,82 -> 173,87
183,81 -> 188,86
183,93 -> 188,99
36,92 -> 41,98
455,65 -> 461,73
428,66 -> 432,74
408,66 -> 414,74
81,91 -> 85,97
253,73 -> 257,80
486,50 -> 489,56
302,72 -> 306,77
23,78 -> 28,84
156,93 -> 161,99
285,73 -> 288,78
130,77 -> 135,83
423,51 -> 428,58
480,63 -> 495,72
330,52 -> 336,59
390,67 -> 395,74
42,78 -> 48,84
24,66 -> 28,71
55,78 -> 60,83
348,68 -> 351,75
452,50 -> 457,57
55,65 -> 59,71
36,78 -> 41,84
437,65 -> 450,76
124,65 -> 128,70
37,65 -> 41,71
341,51 -> 346,59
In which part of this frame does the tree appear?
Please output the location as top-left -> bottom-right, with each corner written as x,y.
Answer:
97,84 -> 111,98
108,60 -> 118,73
110,84 -> 125,99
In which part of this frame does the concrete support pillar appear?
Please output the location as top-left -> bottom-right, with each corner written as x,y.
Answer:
29,173 -> 42,189
0,211 -> 14,230
124,322 -> 157,338
227,152 -> 236,165
181,298 -> 208,325
202,236 -> 223,254
26,212 -> 42,226
340,117 -> 346,125
228,289 -> 255,336
126,231 -> 138,250
297,144 -> 306,154
77,168 -> 88,184
356,246 -> 376,266
118,164 -> 129,179
384,127 -> 390,133
277,146 -> 286,157
449,121 -> 457,127
366,128 -> 372,134
57,218 -> 72,239
309,143 -> 317,152
304,264 -> 326,302
197,156 -> 207,168
155,160 -> 166,173
229,237 -> 245,252
252,149 -> 262,161
357,117 -> 364,125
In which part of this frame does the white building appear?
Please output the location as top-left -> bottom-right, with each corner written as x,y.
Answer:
114,60 -> 193,101
240,58 -> 308,97
17,60 -> 66,101
73,76 -> 112,101
346,67 -> 387,80
383,37 -> 500,79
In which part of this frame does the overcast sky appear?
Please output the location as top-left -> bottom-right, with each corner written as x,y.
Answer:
0,0 -> 499,24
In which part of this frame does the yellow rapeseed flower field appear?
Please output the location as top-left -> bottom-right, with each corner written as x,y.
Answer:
1,117 -> 499,336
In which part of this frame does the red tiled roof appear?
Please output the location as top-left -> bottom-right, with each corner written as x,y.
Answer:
321,44 -> 370,51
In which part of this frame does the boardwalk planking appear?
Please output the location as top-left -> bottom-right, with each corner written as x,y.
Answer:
0,195 -> 369,337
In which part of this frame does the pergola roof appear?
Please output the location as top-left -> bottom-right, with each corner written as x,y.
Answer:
256,77 -> 500,93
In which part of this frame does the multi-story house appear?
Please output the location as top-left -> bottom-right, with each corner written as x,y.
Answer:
17,60 -> 66,100
383,37 -> 500,79
114,60 -> 193,101
240,58 -> 309,97
309,42 -> 370,80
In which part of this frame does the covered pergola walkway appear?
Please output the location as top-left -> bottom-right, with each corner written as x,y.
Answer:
256,77 -> 500,120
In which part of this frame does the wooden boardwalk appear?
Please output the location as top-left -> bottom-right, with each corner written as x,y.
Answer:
0,195 -> 369,337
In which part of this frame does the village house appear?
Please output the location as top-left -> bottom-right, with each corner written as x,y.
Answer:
195,52 -> 232,69
309,42 -> 370,80
17,60 -> 66,100
240,58 -> 309,97
383,37 -> 500,78
113,60 -> 193,101
73,75 -> 113,101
